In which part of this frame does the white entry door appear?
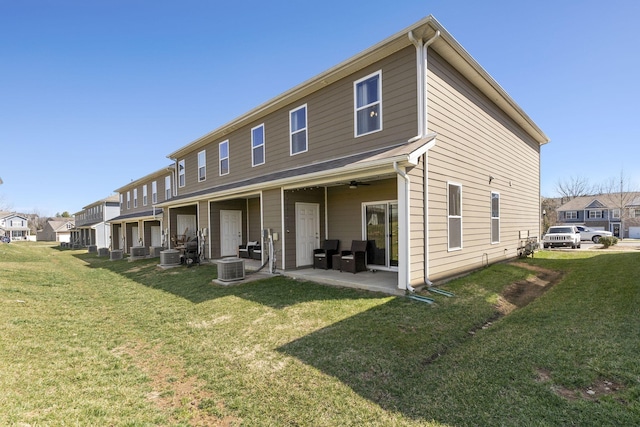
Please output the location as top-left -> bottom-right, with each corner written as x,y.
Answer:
150,226 -> 161,247
176,214 -> 197,241
220,210 -> 242,257
295,202 -> 319,267
131,226 -> 139,246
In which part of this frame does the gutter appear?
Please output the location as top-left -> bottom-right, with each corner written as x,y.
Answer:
407,30 -> 440,291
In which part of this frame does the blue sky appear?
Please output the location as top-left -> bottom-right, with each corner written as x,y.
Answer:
1,0 -> 639,216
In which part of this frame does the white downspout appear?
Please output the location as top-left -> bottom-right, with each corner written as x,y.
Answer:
394,161 -> 413,292
409,29 -> 440,288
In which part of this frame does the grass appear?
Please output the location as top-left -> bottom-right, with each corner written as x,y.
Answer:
1,242 -> 639,426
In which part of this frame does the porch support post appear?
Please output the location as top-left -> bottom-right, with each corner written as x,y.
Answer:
396,166 -> 410,291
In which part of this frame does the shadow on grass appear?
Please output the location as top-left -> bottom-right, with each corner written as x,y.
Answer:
73,252 -> 382,308
277,252 -> 640,424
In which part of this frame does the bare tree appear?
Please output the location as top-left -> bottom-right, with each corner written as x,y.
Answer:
555,175 -> 595,201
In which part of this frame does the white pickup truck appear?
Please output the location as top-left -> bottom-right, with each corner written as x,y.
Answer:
543,226 -> 581,249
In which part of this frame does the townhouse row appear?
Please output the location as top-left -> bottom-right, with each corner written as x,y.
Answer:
71,15 -> 549,291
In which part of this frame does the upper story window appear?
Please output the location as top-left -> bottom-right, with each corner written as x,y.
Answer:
252,124 -> 265,166
165,175 -> 171,200
198,150 -> 206,182
612,209 -> 621,219
588,210 -> 603,219
565,211 -> 578,219
142,185 -> 148,206
120,194 -> 123,209
448,182 -> 462,251
126,192 -> 131,209
354,70 -> 382,137
151,181 -> 157,204
491,192 -> 500,244
133,189 -> 138,208
178,160 -> 185,187
633,208 -> 640,218
219,140 -> 229,176
290,105 -> 308,155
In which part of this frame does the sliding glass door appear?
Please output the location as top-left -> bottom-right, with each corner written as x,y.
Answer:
363,201 -> 398,269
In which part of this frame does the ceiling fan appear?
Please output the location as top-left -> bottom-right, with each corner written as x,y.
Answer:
348,180 -> 370,189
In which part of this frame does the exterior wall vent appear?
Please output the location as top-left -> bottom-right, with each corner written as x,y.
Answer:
217,258 -> 245,282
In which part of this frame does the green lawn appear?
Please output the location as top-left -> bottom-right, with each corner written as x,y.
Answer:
1,243 -> 638,426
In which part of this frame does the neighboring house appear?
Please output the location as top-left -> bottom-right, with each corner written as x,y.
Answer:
110,166 -> 173,253
37,218 -> 75,242
0,212 -> 31,241
141,15 -> 548,291
556,192 -> 640,238
70,196 -> 120,248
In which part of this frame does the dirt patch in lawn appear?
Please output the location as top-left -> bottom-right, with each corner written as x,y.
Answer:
112,342 -> 240,426
496,262 -> 563,315
535,368 -> 626,402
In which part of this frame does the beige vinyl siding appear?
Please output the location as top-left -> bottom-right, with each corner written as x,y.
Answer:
407,162 -> 426,286
173,46 -> 417,196
261,189 -> 283,269
326,179 -> 396,251
426,50 -> 540,281
247,197 -> 261,243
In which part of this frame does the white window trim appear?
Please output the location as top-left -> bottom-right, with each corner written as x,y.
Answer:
612,209 -> 621,219
566,211 -> 578,219
219,140 -> 229,176
165,176 -> 172,200
126,191 -> 131,210
491,191 -> 500,244
178,159 -> 186,188
447,182 -> 463,251
133,188 -> 138,208
151,181 -> 157,204
251,124 -> 266,166
197,150 -> 206,182
120,194 -> 123,209
588,210 -> 603,219
354,70 -> 383,138
142,185 -> 148,206
289,104 -> 308,156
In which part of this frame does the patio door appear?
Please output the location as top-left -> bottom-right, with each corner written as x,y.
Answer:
220,210 -> 242,257
295,202 -> 319,267
363,202 -> 398,269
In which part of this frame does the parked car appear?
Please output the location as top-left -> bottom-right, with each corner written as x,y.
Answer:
543,226 -> 581,249
0,236 -> 10,243
575,225 -> 613,243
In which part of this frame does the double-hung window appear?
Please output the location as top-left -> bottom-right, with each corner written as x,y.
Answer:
178,159 -> 185,187
165,176 -> 171,200
491,192 -> 500,243
198,150 -> 206,182
120,194 -> 123,209
151,181 -> 157,204
126,191 -> 131,209
290,105 -> 307,155
142,185 -> 148,206
612,209 -> 621,219
133,188 -> 138,208
588,210 -> 603,219
448,182 -> 462,251
252,124 -> 265,166
354,70 -> 382,137
565,211 -> 578,219
219,140 -> 229,176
